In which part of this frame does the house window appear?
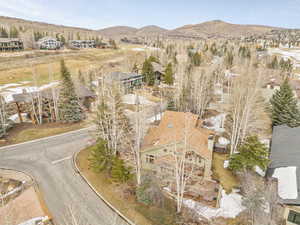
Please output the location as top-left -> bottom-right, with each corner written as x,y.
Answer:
146,155 -> 155,164
288,210 -> 300,224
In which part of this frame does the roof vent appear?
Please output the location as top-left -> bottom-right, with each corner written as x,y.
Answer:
167,123 -> 173,128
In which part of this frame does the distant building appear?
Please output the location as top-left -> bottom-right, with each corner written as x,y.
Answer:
69,40 -> 96,48
37,37 -> 61,50
104,72 -> 144,92
0,38 -> 23,51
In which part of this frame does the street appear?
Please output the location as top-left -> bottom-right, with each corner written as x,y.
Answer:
0,128 -> 129,225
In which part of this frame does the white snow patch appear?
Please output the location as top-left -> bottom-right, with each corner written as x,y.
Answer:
184,189 -> 244,219
204,113 -> 226,133
122,94 -> 154,105
224,160 -> 229,169
147,112 -> 164,123
272,166 -> 298,199
132,48 -> 145,51
218,137 -> 230,145
8,113 -> 27,123
18,217 -> 49,225
255,166 -> 266,177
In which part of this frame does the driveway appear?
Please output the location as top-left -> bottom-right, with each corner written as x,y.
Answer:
0,127 -> 129,225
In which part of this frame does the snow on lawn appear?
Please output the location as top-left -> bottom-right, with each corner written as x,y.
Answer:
204,113 -> 226,133
147,112 -> 164,123
132,48 -> 145,51
272,166 -> 298,199
268,48 -> 300,61
1,82 -> 59,103
122,94 -> 155,105
184,189 -> 244,220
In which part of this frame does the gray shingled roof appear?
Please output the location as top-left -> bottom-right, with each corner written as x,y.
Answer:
105,72 -> 143,82
268,125 -> 300,205
11,84 -> 95,103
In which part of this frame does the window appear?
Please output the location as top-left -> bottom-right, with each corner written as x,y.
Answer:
288,210 -> 300,224
146,155 -> 155,164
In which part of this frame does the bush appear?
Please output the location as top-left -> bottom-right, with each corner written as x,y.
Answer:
111,157 -> 132,183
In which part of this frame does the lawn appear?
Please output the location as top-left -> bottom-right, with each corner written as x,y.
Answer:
212,153 -> 239,193
76,147 -> 153,225
0,122 -> 87,146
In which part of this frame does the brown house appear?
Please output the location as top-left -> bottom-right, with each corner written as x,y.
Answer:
141,111 -> 218,200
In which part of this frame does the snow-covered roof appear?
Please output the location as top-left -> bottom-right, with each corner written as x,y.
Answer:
272,167 -> 298,200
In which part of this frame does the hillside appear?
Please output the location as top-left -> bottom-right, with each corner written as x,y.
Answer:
98,25 -> 168,37
0,16 -> 100,39
136,25 -> 168,36
97,26 -> 138,37
168,20 -> 280,39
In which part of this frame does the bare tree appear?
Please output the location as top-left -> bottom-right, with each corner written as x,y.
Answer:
227,68 -> 269,155
94,79 -> 130,155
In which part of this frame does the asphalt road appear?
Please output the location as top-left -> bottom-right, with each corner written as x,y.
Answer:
0,127 -> 129,225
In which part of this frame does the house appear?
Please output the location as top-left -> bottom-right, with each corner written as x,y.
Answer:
0,38 -> 23,51
104,72 -> 144,92
69,40 -> 96,48
37,37 -> 61,50
151,62 -> 164,84
268,125 -> 300,225
141,111 -> 218,200
10,84 -> 95,124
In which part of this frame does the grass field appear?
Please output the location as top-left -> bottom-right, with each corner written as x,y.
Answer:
0,44 -> 145,85
0,122 -> 88,146
212,153 -> 239,193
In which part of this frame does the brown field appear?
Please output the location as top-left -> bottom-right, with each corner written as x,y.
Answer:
0,44 -> 145,85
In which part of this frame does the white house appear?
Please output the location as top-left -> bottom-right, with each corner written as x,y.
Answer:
37,37 -> 61,50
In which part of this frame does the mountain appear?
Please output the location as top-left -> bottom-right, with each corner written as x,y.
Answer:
98,26 -> 138,37
136,25 -> 168,36
168,20 -> 280,39
98,25 -> 168,37
0,16 -> 100,39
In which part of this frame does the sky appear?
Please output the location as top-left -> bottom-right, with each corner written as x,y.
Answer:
0,0 -> 300,30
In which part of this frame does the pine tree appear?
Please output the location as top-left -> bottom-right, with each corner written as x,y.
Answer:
191,52 -> 201,66
270,79 -> 300,127
269,56 -> 279,69
89,139 -> 114,173
0,27 -> 8,38
163,62 -> 174,85
58,60 -> 85,123
142,58 -> 155,86
132,63 -> 139,73
229,136 -> 269,172
111,157 -> 132,183
78,69 -> 85,85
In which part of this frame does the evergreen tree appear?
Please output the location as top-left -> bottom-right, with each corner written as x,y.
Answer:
109,39 -> 117,49
132,63 -> 139,73
58,60 -> 85,123
0,27 -> 8,38
9,26 -> 19,38
60,35 -> 66,45
270,79 -> 300,127
78,69 -> 85,85
142,58 -> 155,86
89,139 -> 114,172
224,51 -> 234,69
229,136 -> 269,172
111,157 -> 132,183
191,52 -> 201,66
268,56 -> 279,69
163,62 -> 174,85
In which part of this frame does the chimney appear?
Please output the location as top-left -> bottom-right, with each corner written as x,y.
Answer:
208,134 -> 214,152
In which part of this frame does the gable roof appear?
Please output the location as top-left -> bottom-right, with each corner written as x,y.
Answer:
105,72 -> 143,83
142,111 -> 213,160
268,125 -> 300,205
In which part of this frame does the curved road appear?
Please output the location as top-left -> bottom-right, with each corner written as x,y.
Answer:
0,128 -> 129,225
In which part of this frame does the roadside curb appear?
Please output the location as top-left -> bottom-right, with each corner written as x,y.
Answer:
0,126 -> 95,151
72,150 -> 136,225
